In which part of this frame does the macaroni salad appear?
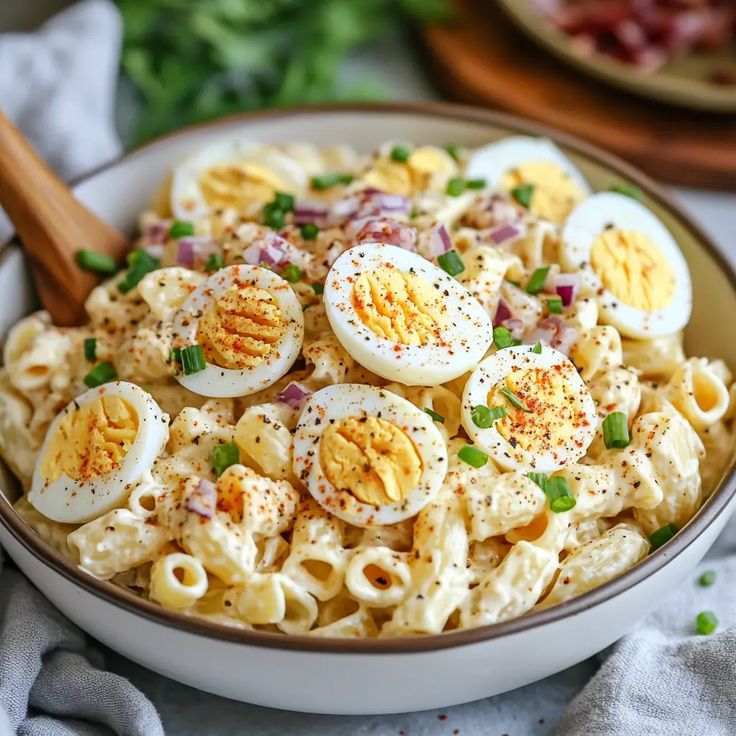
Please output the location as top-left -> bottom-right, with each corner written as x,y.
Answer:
1,136 -> 734,637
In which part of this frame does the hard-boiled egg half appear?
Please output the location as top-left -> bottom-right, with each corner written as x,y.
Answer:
324,243 -> 493,385
29,382 -> 168,523
293,384 -> 447,526
560,192 -> 692,339
462,344 -> 596,471
465,136 -> 591,224
171,140 -> 308,221
172,264 -> 304,398
362,141 -> 458,196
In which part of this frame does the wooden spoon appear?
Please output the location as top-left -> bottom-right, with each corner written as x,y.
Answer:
0,110 -> 129,326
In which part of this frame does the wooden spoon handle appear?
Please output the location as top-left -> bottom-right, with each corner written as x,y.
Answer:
0,110 -> 129,326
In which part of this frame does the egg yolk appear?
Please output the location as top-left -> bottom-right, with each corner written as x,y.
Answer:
590,228 -> 675,311
319,416 -> 423,506
199,162 -> 287,210
40,396 -> 138,484
352,268 -> 448,346
196,285 -> 287,369
488,364 -> 586,457
501,161 -> 585,223
362,146 -> 457,196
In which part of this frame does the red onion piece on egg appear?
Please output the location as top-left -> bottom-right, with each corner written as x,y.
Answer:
186,479 -> 217,519
177,239 -> 196,267
142,221 -> 169,246
276,381 -> 313,410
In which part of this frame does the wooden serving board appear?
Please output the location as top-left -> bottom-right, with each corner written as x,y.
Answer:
420,0 -> 736,190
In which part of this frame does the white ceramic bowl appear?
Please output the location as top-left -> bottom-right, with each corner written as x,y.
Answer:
1,103 -> 735,715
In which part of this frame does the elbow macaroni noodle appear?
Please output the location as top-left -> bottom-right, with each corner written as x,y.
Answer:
0,138 -> 734,637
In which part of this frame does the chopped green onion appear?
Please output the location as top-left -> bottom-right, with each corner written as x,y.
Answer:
445,143 -> 463,161
527,472 -> 548,491
471,404 -> 507,428
169,348 -> 182,365
273,192 -> 295,212
610,183 -> 643,201
532,342 -> 543,354
544,476 -> 577,513
698,570 -> 716,587
117,250 -> 160,294
423,407 -> 445,424
169,220 -> 195,238
311,172 -> 353,190
458,445 -> 488,468
602,411 -> 630,449
390,145 -> 411,163
511,184 -> 534,208
500,385 -> 532,413
281,264 -> 303,283
696,610 -> 718,636
310,283 -> 324,295
263,202 -> 285,229
211,442 -> 240,478
547,297 -> 563,314
204,253 -> 223,272
446,177 -> 466,197
506,279 -> 521,287
466,178 -> 486,189
301,223 -> 319,240
526,266 -> 550,295
75,250 -> 118,275
83,338 -> 97,362
648,523 -> 678,549
83,361 -> 117,388
180,344 -> 206,375
493,326 -> 520,350
437,249 -> 465,277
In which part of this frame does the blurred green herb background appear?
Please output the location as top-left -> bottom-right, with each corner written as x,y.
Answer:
116,0 -> 449,145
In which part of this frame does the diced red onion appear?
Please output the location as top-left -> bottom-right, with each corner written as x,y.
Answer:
276,381 -> 313,410
502,318 -> 524,340
353,218 -> 417,251
488,194 -> 523,223
177,236 -> 215,268
555,273 -> 580,307
330,195 -> 362,222
493,299 -> 512,327
425,224 -> 452,258
186,479 -> 217,519
527,316 -> 578,356
489,222 -> 525,245
294,200 -> 331,227
242,232 -> 311,270
142,222 -> 169,245
177,239 -> 196,268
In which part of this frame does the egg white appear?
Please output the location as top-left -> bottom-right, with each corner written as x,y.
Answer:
28,382 -> 169,524
292,383 -> 448,527
171,264 -> 304,398
170,140 -> 308,221
465,136 -> 591,199
461,344 -> 597,472
560,192 -> 692,339
324,243 -> 493,385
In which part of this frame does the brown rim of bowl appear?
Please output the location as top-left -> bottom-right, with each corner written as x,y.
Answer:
1,101 -> 735,655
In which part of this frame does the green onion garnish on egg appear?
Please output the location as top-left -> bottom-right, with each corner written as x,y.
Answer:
437,249 -> 465,277
500,386 -> 532,413
423,407 -> 445,424
180,344 -> 206,375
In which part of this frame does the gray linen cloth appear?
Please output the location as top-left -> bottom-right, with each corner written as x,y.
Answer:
1,2 -> 735,734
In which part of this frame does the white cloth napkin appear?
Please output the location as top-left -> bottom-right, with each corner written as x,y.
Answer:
0,3 -> 163,733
